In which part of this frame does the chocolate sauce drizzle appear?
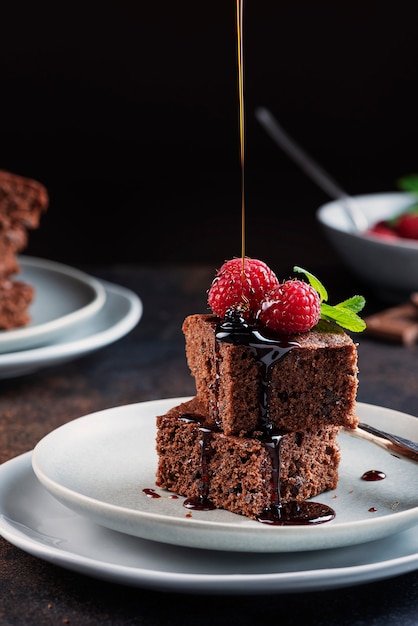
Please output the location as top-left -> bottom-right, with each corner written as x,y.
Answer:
181,312 -> 336,525
182,417 -> 216,511
143,488 -> 179,499
214,313 -> 299,434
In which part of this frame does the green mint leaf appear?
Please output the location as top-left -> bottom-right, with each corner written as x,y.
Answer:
397,174 -> 418,195
320,302 -> 367,333
293,266 -> 328,302
335,295 -> 366,314
292,266 -> 366,332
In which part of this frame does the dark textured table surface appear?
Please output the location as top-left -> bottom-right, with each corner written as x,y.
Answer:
0,262 -> 417,626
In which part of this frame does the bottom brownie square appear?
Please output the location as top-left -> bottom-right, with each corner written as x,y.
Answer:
156,398 -> 341,521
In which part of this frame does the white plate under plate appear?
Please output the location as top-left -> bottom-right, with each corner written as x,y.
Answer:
0,454 -> 417,594
0,256 -> 107,353
0,278 -> 142,378
32,399 -> 418,553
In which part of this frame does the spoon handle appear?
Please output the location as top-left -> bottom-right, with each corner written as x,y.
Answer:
255,106 -> 368,232
346,422 -> 418,463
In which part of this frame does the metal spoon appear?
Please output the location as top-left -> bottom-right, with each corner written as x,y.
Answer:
346,422 -> 418,464
255,106 -> 369,233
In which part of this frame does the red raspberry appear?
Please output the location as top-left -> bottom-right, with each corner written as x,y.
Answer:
258,280 -> 321,334
396,214 -> 418,240
366,221 -> 399,240
207,257 -> 279,321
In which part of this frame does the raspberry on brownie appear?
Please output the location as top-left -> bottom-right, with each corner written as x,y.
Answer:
207,257 -> 279,322
259,279 -> 321,334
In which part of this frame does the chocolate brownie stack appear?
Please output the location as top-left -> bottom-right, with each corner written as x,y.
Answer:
156,313 -> 359,522
0,170 -> 48,329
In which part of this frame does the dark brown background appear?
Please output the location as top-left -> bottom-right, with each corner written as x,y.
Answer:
1,0 -> 417,274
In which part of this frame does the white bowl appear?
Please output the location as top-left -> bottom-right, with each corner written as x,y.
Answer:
316,192 -> 418,297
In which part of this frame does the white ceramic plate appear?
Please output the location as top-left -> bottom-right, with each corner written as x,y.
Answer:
0,279 -> 142,378
0,256 -> 107,353
1,454 -> 418,594
32,399 -> 418,553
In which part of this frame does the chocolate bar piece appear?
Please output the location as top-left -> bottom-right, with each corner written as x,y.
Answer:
364,299 -> 418,346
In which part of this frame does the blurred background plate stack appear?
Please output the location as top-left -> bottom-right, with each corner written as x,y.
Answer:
0,256 -> 142,379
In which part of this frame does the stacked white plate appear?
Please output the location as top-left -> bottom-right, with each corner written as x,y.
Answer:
0,255 -> 143,378
0,399 -> 416,593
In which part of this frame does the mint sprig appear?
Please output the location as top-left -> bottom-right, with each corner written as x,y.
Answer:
293,266 -> 366,333
397,174 -> 418,195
